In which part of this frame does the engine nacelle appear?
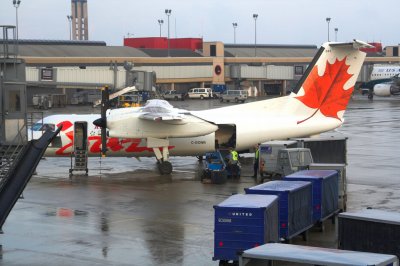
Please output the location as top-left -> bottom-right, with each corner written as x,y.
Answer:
373,83 -> 400,97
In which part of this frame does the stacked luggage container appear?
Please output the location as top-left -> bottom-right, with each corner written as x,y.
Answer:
245,181 -> 313,241
284,170 -> 339,223
213,194 -> 279,264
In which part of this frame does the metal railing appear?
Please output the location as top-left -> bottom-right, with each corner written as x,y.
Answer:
0,122 -> 27,190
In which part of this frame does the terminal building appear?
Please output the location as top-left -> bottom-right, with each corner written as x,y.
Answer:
2,37 -> 400,106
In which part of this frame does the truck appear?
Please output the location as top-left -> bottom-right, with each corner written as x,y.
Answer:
257,137 -> 347,183
219,90 -> 248,103
162,90 -> 186,101
258,140 -> 313,183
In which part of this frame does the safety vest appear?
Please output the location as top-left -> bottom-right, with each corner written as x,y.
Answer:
231,150 -> 238,161
255,148 -> 259,160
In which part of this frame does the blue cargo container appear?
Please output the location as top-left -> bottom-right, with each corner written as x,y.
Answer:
245,181 -> 313,240
284,170 -> 339,223
213,194 -> 279,263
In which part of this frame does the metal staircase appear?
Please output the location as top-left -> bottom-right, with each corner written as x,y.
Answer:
0,126 -> 27,191
69,148 -> 89,178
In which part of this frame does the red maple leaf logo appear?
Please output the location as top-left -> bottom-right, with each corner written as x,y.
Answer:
295,57 -> 354,124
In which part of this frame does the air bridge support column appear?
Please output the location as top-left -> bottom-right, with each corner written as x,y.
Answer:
282,80 -> 287,96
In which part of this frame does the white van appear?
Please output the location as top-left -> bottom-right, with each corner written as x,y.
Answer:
220,90 -> 248,103
188,88 -> 213,99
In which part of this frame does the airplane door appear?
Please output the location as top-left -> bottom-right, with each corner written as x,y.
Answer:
71,121 -> 89,176
74,122 -> 87,151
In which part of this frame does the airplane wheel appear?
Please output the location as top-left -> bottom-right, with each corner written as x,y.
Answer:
158,161 -> 173,175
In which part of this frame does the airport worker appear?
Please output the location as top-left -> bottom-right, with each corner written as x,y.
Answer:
253,143 -> 260,178
227,147 -> 239,178
229,147 -> 239,165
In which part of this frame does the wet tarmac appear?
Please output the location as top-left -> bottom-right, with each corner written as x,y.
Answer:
2,95 -> 400,265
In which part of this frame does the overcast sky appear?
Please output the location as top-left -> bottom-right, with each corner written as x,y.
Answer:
1,0 -> 399,47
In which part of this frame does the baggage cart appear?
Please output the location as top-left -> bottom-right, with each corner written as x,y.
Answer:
245,181 -> 313,241
284,170 -> 339,225
339,209 -> 400,259
213,194 -> 279,264
295,136 -> 348,164
238,243 -> 399,266
309,163 -> 347,211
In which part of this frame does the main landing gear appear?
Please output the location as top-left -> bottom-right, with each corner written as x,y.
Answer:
148,137 -> 173,175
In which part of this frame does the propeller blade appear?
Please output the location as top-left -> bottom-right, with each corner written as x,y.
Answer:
100,86 -> 109,156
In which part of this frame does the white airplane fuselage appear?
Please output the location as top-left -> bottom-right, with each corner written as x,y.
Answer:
370,65 -> 400,81
31,95 -> 342,158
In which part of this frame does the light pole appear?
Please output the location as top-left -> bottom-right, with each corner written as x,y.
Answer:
12,0 -> 21,40
158,19 -> 164,37
67,15 -> 72,40
232,22 -> 238,44
165,9 -> 172,57
334,27 -> 338,42
253,14 -> 258,57
326,17 -> 331,41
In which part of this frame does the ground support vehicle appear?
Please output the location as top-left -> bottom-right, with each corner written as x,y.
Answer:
258,141 -> 313,182
245,180 -> 313,242
213,194 -> 279,266
339,209 -> 400,259
188,88 -> 213,99
200,150 -> 241,183
284,170 -> 340,230
162,90 -> 186,101
219,90 -> 248,103
238,243 -> 399,266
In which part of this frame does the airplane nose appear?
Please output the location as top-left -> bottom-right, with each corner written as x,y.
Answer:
93,118 -> 106,128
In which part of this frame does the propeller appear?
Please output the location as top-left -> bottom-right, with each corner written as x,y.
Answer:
93,85 -> 109,157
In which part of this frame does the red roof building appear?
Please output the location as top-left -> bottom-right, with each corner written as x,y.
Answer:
124,37 -> 202,51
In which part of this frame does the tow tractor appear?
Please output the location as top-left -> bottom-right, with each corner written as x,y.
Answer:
200,149 -> 241,184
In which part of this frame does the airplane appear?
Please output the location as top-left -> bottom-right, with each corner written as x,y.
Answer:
29,39 -> 371,175
359,64 -> 400,99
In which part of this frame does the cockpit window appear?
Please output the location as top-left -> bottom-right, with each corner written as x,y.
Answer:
32,123 -> 55,131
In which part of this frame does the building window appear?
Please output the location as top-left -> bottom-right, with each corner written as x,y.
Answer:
210,45 -> 216,57
295,66 -> 304,75
393,47 -> 399,57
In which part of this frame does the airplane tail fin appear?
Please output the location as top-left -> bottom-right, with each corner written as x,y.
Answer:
293,39 -> 372,124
